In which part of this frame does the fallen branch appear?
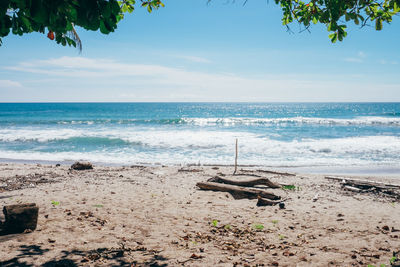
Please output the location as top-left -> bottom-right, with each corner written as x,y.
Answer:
256,196 -> 281,206
207,176 -> 280,189
343,185 -> 362,193
196,182 -> 280,200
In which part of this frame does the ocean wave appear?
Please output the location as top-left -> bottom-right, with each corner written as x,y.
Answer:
181,116 -> 400,126
1,116 -> 400,126
0,128 -> 399,167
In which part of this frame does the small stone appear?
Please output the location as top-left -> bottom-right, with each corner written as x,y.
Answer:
71,161 -> 93,170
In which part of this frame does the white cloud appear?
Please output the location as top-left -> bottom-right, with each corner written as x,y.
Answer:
0,79 -> 22,88
175,55 -> 211,63
344,51 -> 366,63
380,59 -> 398,65
4,56 -> 400,102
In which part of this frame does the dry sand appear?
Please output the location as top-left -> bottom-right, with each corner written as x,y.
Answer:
0,163 -> 399,266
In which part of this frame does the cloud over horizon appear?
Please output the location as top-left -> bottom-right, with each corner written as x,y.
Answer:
2,56 -> 400,102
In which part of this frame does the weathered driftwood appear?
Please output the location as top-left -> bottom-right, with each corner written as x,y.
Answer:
343,185 -> 362,193
2,203 -> 39,234
325,176 -> 400,189
207,176 -> 280,189
196,182 -> 280,200
326,176 -> 400,199
256,196 -> 281,206
240,168 -> 296,177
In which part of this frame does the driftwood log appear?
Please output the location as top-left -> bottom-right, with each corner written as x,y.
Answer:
207,176 -> 280,189
326,176 -> 400,198
196,182 -> 280,200
256,196 -> 281,206
2,203 -> 39,234
325,176 -> 400,189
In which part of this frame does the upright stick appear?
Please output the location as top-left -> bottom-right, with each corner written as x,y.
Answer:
234,138 -> 238,174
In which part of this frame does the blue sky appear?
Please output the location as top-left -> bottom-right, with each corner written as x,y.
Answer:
1,0 -> 400,102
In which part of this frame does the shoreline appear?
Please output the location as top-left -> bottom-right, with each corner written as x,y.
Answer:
0,158 -> 399,176
0,162 -> 399,266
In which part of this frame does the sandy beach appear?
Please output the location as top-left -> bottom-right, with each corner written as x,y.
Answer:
0,162 -> 399,266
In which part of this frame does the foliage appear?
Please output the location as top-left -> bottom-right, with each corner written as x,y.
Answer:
2,0 -> 399,47
51,200 -> 60,206
0,0 -> 164,47
253,223 -> 264,230
275,0 -> 400,42
212,219 -> 218,227
282,184 -> 297,190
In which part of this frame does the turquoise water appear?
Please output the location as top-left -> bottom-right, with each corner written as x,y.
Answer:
0,103 -> 399,172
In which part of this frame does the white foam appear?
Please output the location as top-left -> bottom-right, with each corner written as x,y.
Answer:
0,127 -> 399,167
182,116 -> 400,126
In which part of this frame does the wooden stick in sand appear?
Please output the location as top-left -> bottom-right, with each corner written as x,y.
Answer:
234,138 -> 238,175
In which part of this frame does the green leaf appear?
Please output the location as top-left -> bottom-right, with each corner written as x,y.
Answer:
312,16 -> 318,24
329,32 -> 338,43
375,18 -> 383,30
99,20 -> 110,34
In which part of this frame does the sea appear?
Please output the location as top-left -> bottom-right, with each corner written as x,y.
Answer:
0,102 -> 399,174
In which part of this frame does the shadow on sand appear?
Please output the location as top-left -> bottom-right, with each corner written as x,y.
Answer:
0,244 -> 168,267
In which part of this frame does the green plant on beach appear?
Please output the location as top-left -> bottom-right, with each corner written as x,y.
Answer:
282,185 -> 297,191
212,219 -> 218,227
93,204 -> 103,208
271,219 -> 279,225
278,234 -> 286,240
253,224 -> 264,230
51,200 -> 59,206
224,224 -> 231,230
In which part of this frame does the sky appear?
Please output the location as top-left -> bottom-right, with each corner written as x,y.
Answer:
1,0 -> 400,102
